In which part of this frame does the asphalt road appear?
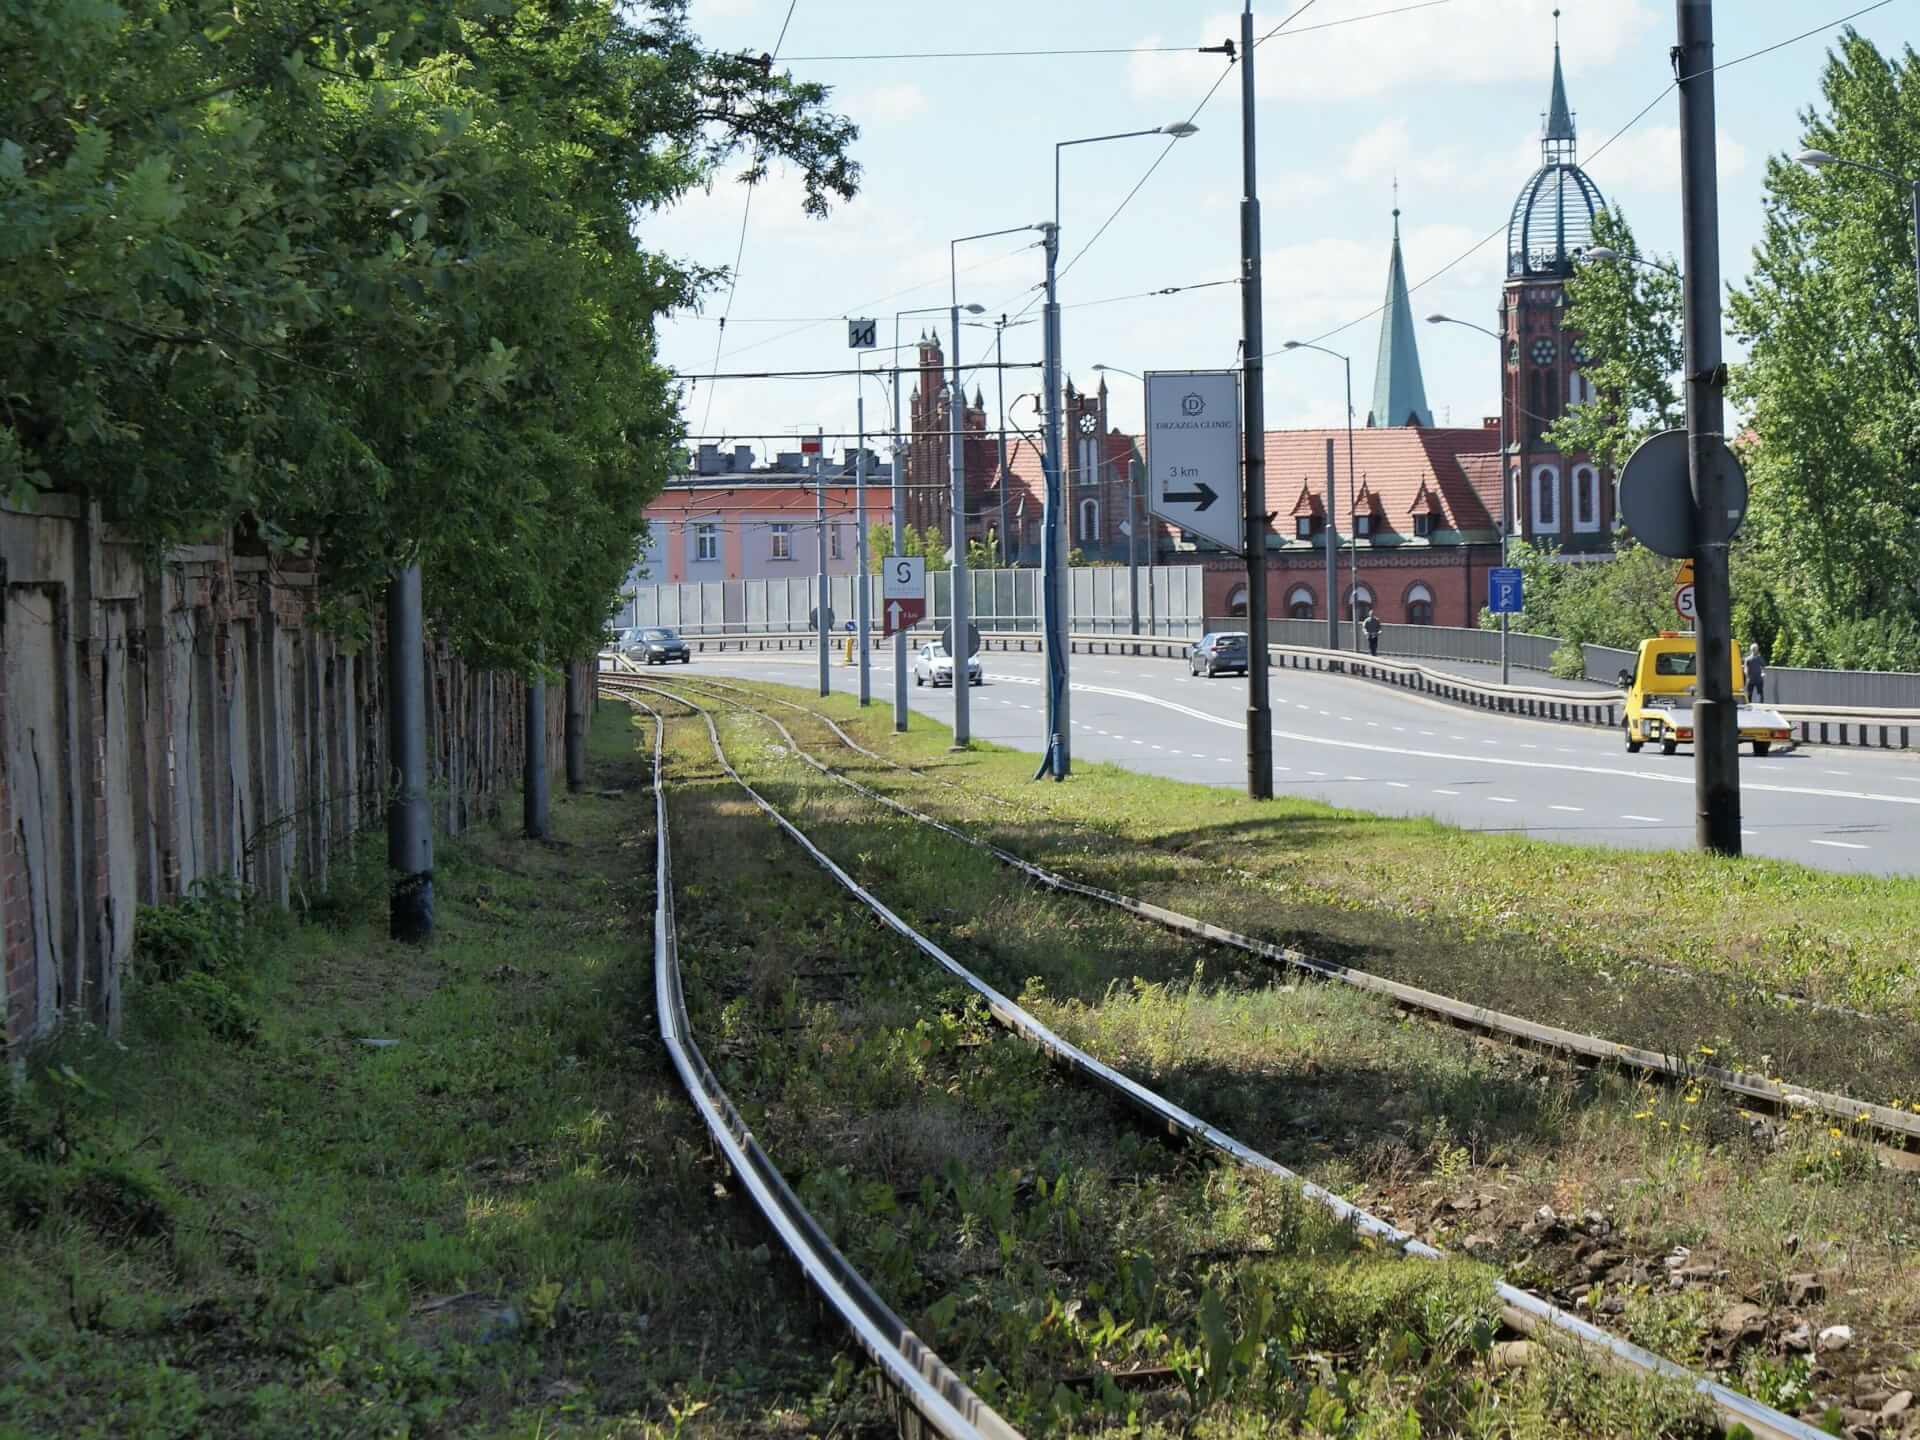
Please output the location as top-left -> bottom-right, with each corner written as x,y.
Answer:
650,647 -> 1920,876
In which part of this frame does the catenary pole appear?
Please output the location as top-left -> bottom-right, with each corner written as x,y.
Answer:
816,427 -> 829,697
524,665 -> 548,839
857,387 -> 871,706
1239,1 -> 1274,800
995,317 -> 1010,565
1343,354 -> 1359,650
1675,0 -> 1741,855
949,299 -> 971,745
1324,438 -> 1337,649
891,342 -> 908,730
386,565 -> 432,942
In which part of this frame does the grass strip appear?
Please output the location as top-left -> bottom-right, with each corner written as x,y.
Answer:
0,700 -> 880,1439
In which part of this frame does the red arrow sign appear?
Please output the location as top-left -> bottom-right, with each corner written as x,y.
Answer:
884,597 -> 925,637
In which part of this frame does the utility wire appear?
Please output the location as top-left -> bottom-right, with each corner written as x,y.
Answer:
672,361 -> 1044,382
695,0 -> 802,436
1291,0 -> 1892,351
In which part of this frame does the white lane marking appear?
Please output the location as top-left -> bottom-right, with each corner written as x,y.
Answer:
1433,788 -> 1460,796
1386,781 -> 1411,789
1520,743 -> 1537,750
1308,770 -> 1327,777
1366,721 -> 1381,728
1487,796 -> 1518,804
1275,764 -> 1290,771
1824,769 -> 1851,777
1053,678 -> 1920,811
1343,774 -> 1367,782
1621,814 -> 1663,824
1550,804 -> 1584,812
1812,839 -> 1869,851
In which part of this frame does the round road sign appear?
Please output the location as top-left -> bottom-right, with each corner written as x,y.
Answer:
1674,583 -> 1697,621
941,621 -> 982,657
1617,427 -> 1748,559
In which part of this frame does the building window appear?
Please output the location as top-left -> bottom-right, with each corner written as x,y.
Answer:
695,523 -> 718,561
1226,583 -> 1249,619
1573,465 -> 1600,532
1346,584 -> 1374,618
1405,583 -> 1434,625
1354,513 -> 1373,537
1295,515 -> 1317,539
770,523 -> 792,560
1531,465 -> 1559,533
1413,513 -> 1434,538
829,524 -> 842,560
1079,498 -> 1100,542
1287,586 -> 1315,620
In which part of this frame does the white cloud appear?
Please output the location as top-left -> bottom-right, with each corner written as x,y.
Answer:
1340,119 -> 1514,196
1131,0 -> 1659,105
848,82 -> 929,125
1584,125 -> 1749,195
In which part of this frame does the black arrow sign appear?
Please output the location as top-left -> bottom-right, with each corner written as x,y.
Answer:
1163,481 -> 1219,511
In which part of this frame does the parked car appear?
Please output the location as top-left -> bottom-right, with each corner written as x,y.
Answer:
912,640 -> 982,688
1187,631 -> 1249,678
625,626 -> 691,664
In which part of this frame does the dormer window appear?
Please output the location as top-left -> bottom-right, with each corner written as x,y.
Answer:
1413,513 -> 1434,538
1295,515 -> 1316,539
1353,513 -> 1373,537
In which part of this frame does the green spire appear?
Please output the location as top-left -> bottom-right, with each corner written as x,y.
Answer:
1367,205 -> 1432,429
1544,8 -> 1576,154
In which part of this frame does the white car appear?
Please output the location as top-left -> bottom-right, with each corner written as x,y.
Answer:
913,641 -> 982,688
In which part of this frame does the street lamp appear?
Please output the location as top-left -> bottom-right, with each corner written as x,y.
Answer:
950,226 -> 1044,748
1425,313 -> 1513,684
1091,363 -> 1149,635
1583,245 -> 1683,279
1281,341 -> 1361,651
1795,148 -> 1920,339
892,301 -> 985,734
1041,120 -> 1199,781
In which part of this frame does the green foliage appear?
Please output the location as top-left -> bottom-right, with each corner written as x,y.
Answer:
0,0 -> 860,671
1729,30 -> 1920,670
1545,206 -> 1683,476
133,877 -> 255,982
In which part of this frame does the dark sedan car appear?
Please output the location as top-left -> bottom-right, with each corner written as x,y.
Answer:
625,626 -> 691,664
1187,631 -> 1249,678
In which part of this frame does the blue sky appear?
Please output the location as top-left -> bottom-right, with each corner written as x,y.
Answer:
646,0 -> 1914,458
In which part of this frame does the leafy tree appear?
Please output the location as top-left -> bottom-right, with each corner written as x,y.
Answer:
1544,205 -> 1684,476
1,0 -> 859,671
965,531 -> 998,569
1729,29 -> 1920,670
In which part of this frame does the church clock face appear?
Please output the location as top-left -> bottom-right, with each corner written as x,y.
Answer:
1530,337 -> 1557,366
1078,413 -> 1098,435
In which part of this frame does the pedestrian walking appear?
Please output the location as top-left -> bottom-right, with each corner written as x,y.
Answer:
1744,643 -> 1766,704
1363,609 -> 1381,658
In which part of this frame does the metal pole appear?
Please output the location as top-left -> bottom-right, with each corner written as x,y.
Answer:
386,565 -> 432,943
1041,227 -> 1070,778
1324,438 -> 1337,649
1497,324 -> 1511,685
1345,356 -> 1359,650
1675,0 -> 1741,855
564,662 -> 585,791
995,317 -> 1010,565
950,302 -> 971,746
856,393 -> 871,705
816,430 -> 829,697
524,668 -> 548,839
1129,453 -> 1142,635
892,325 -> 909,731
1239,1 -> 1273,800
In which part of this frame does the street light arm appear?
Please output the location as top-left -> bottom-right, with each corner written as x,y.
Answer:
1425,314 -> 1501,342
1796,148 -> 1911,185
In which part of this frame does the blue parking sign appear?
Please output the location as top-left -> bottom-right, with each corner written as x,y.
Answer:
1489,567 -> 1524,615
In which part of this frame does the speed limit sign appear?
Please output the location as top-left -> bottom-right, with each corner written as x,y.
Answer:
1673,583 -> 1697,621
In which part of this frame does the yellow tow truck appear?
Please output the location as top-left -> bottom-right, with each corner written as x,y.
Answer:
1618,632 -> 1793,757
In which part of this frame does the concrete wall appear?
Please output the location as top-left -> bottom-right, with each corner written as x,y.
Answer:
1,501 -> 568,1058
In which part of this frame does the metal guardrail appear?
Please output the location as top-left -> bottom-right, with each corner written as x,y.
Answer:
604,633 -> 1920,747
640,677 -> 1836,1440
625,686 -> 1023,1440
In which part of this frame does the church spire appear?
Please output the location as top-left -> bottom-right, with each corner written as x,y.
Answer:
1543,8 -> 1576,160
1367,203 -> 1433,429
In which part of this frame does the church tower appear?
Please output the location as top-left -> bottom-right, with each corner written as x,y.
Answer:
1502,10 -> 1612,552
1367,200 -> 1433,428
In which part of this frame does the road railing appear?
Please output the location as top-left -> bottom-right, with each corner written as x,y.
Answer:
600,635 -> 1920,749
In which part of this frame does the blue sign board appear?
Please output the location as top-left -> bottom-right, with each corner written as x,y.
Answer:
1489,567 -> 1524,615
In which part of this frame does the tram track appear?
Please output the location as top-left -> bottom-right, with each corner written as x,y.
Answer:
631,673 -> 1920,1165
609,674 -> 1843,1440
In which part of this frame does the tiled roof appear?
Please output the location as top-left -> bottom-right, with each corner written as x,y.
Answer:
1262,427 -> 1500,542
